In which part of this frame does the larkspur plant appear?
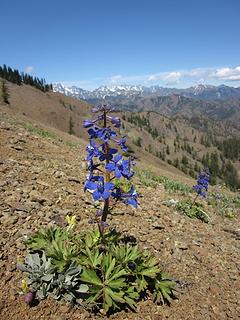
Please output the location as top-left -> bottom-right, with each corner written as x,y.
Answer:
18,106 -> 176,314
175,168 -> 211,223
83,105 -> 138,233
192,168 -> 210,205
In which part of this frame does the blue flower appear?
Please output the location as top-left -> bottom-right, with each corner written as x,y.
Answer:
111,187 -> 123,201
83,119 -> 94,128
86,140 -> 101,161
125,186 -> 138,208
85,177 -> 115,201
83,115 -> 104,128
105,154 -> 134,179
87,159 -> 100,173
99,146 -> 118,161
88,126 -> 116,142
111,186 -> 138,208
107,115 -> 121,128
118,137 -> 128,152
98,128 -> 116,142
193,168 -> 210,198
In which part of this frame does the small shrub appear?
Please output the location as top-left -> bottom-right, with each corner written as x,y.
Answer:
176,199 -> 210,223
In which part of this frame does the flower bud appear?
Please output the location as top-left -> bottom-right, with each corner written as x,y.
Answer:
24,291 -> 34,304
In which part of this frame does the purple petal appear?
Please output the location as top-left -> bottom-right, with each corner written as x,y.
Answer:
105,182 -> 115,190
24,292 -> 34,304
102,190 -> 110,199
127,198 -> 138,208
114,154 -> 122,163
109,148 -> 118,155
106,163 -> 115,172
85,181 -> 97,190
83,120 -> 93,128
93,190 -> 101,201
114,168 -> 122,178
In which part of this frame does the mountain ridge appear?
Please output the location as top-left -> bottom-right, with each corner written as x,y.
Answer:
53,83 -> 240,101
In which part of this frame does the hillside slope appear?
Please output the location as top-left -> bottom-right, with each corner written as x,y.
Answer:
2,81 -> 240,188
0,81 -> 200,181
0,104 -> 240,320
5,81 -> 92,140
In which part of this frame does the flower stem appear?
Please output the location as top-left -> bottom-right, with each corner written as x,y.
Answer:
191,193 -> 199,208
101,110 -> 110,224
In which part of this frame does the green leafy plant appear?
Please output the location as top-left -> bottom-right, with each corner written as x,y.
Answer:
176,199 -> 210,223
152,272 -> 176,304
21,226 -> 176,313
25,227 -> 80,271
25,226 -> 69,251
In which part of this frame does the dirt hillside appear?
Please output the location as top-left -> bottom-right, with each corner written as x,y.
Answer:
0,105 -> 240,320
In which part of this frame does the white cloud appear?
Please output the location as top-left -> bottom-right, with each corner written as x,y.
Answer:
163,71 -> 181,84
212,66 -> 240,81
110,74 -> 122,83
147,75 -> 157,82
65,65 -> 240,90
25,66 -> 34,73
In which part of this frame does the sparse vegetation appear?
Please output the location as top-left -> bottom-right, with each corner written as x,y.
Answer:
136,169 -> 192,194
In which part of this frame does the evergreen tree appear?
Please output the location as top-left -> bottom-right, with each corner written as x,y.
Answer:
166,144 -> 170,155
0,80 -> 9,104
69,116 -> 75,135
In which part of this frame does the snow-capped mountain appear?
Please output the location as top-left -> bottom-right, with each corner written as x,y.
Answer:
53,83 -> 91,100
53,83 -> 240,102
53,84 -> 149,100
92,85 -> 147,99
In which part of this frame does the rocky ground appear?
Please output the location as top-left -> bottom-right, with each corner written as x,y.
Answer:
0,110 -> 240,320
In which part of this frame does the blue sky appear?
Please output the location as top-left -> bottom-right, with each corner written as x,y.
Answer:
1,0 -> 240,89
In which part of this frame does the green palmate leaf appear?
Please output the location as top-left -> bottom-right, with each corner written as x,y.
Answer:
25,227 -> 70,251
105,287 -> 125,303
80,269 -> 102,286
153,273 -> 176,304
108,268 -> 127,282
19,225 -> 176,313
136,276 -> 148,291
124,296 -> 136,308
139,265 -> 160,278
85,288 -> 102,304
107,278 -> 126,289
111,243 -> 141,265
103,288 -> 113,311
84,229 -> 101,248
105,257 -> 116,280
83,247 -> 103,268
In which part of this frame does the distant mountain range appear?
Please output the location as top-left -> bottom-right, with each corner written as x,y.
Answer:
53,83 -> 240,128
53,83 -> 240,101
